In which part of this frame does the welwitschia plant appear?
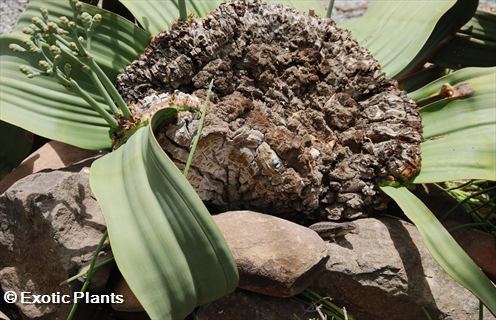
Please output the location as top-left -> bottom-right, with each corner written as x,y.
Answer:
1,0 -> 495,318
1,1 -> 238,319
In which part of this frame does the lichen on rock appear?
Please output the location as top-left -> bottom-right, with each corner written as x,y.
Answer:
117,0 -> 422,222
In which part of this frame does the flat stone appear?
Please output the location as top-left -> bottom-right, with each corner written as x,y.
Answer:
198,289 -> 317,320
213,211 -> 328,297
311,217 -> 494,320
0,141 -> 97,194
0,160 -> 108,319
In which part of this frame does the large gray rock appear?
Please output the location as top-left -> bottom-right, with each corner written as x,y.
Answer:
213,211 -> 328,297
0,161 -> 109,319
330,0 -> 369,21
311,217 -> 494,320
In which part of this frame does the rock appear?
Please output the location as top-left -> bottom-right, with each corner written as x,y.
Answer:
213,211 -> 328,297
0,141 -> 97,194
445,221 -> 496,283
5,160 -> 489,319
111,276 -> 143,313
0,159 -> 108,319
77,251 -> 114,292
198,289 -> 318,320
330,0 -> 369,21
311,217 -> 494,320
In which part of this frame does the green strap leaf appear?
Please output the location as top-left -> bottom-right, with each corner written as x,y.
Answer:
432,11 -> 496,69
0,121 -> 32,178
409,67 -> 496,183
381,186 -> 496,315
89,108 -> 239,320
119,0 -> 324,36
118,0 -> 188,36
339,0 -> 477,78
0,0 -> 149,150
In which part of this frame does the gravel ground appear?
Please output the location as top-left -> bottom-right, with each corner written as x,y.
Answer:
0,0 -> 27,34
326,0 -> 496,21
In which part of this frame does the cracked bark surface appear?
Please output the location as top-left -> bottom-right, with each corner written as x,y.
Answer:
117,0 -> 422,222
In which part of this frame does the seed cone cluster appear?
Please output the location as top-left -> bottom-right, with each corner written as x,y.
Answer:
117,0 -> 422,221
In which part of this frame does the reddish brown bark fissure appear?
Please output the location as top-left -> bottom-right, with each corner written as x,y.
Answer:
117,0 -> 422,222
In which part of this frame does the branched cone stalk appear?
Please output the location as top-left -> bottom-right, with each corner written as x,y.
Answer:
9,0 -> 133,132
117,0 -> 423,222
